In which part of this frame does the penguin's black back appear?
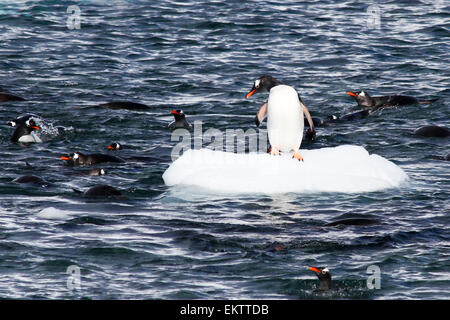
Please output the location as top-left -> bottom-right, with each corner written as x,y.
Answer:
99,101 -> 151,110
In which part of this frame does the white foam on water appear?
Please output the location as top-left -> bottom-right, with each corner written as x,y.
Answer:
162,145 -> 409,194
36,207 -> 73,220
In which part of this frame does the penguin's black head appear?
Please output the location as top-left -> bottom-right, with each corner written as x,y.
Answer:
25,119 -> 41,131
327,115 -> 338,121
90,168 -> 107,176
7,118 -> 40,131
346,90 -> 374,107
171,109 -> 186,120
246,75 -> 283,98
309,266 -> 333,291
108,143 -> 122,151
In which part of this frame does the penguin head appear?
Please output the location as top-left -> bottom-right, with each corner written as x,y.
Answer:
327,115 -> 338,121
89,168 -> 107,175
346,90 -> 374,107
309,266 -> 333,290
171,109 -> 186,120
60,152 -> 83,164
108,143 -> 122,151
7,118 -> 40,131
246,75 -> 283,98
25,119 -> 41,131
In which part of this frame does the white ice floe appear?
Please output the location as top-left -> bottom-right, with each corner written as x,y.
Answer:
162,145 -> 409,194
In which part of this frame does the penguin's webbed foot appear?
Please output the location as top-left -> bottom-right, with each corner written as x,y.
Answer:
269,147 -> 280,156
305,129 -> 316,141
292,150 -> 304,161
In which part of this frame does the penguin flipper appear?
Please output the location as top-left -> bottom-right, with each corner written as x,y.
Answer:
255,102 -> 268,127
299,99 -> 316,140
72,188 -> 83,194
300,100 -> 315,132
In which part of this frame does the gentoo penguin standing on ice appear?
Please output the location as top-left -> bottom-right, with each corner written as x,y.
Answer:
246,75 -> 315,161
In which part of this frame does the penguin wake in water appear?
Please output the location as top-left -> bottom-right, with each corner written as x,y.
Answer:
106,143 -> 161,162
246,75 -> 316,161
346,90 -> 437,110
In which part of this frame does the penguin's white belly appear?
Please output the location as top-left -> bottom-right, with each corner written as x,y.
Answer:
267,85 -> 304,152
18,132 -> 42,143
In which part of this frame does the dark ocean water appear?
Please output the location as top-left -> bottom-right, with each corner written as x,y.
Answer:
0,0 -> 449,299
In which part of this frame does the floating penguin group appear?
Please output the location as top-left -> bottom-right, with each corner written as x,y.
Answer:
3,76 -> 448,197
245,75 -> 448,162
3,85 -> 194,198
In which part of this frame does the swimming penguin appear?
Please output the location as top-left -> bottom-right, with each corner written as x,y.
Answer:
327,109 -> 371,122
107,142 -> 123,151
304,117 -> 326,128
73,184 -> 125,198
246,75 -> 316,161
13,175 -> 50,187
8,118 -> 42,143
309,266 -> 333,291
83,168 -> 108,176
304,110 -> 371,128
413,125 -> 450,138
346,90 -> 437,109
60,152 -> 125,166
105,143 -> 160,162
168,109 -> 192,129
0,92 -> 25,102
99,101 -> 151,110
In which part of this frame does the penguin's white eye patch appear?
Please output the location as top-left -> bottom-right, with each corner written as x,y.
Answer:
73,153 -> 79,159
100,169 -> 106,175
8,121 -> 16,127
360,91 -> 365,96
25,119 -> 31,126
254,79 -> 261,88
322,268 -> 329,273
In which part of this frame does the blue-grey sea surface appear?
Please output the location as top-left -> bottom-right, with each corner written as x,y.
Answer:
0,0 -> 448,299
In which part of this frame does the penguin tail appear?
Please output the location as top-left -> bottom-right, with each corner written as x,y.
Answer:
72,188 -> 83,194
418,98 -> 438,104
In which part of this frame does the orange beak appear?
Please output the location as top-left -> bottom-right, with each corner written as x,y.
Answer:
346,91 -> 358,97
246,89 -> 256,99
33,126 -> 41,130
60,156 -> 71,161
309,266 -> 321,273
171,110 -> 178,115
107,146 -> 114,150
